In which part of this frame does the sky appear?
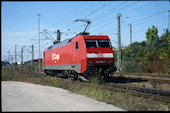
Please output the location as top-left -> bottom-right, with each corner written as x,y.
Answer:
1,1 -> 170,63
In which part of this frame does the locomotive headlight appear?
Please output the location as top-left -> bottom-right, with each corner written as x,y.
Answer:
107,60 -> 113,64
87,60 -> 93,64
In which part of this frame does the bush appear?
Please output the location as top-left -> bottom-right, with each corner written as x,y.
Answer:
122,59 -> 142,73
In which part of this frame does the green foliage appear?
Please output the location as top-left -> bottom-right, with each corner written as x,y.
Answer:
113,50 -> 117,62
1,68 -> 20,81
15,61 -> 43,72
157,29 -> 170,60
146,25 -> 159,45
88,72 -> 105,85
122,59 -> 142,73
23,62 -> 32,69
122,41 -> 149,73
122,27 -> 170,74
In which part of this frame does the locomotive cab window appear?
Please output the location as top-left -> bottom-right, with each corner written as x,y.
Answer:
98,39 -> 111,48
76,42 -> 79,49
85,39 -> 111,48
85,39 -> 97,48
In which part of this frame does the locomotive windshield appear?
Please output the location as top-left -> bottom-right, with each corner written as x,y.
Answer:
85,39 -> 111,48
85,39 -> 97,48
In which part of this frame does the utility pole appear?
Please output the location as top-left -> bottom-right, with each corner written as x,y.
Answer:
11,56 -> 13,68
168,10 -> 170,31
8,51 -> 10,64
117,13 -> 122,73
15,45 -> 18,67
21,47 -> 23,70
130,24 -> 132,45
31,45 -> 34,69
37,14 -> 41,72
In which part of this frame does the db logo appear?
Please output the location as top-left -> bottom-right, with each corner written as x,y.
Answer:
52,53 -> 60,62
97,53 -> 103,58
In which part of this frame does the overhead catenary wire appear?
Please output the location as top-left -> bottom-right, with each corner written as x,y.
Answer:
97,10 -> 167,36
81,1 -> 113,19
47,1 -> 94,32
91,1 -> 130,22
59,1 -> 114,33
47,1 -> 130,39
59,2 -> 122,37
88,1 -> 152,35
46,1 -> 87,30
82,1 -> 137,35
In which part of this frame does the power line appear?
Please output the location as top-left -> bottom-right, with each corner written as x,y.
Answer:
46,1 -> 87,30
82,1 -> 113,19
88,1 -> 137,35
47,2 -> 91,32
107,10 -> 167,34
92,1 -> 131,22
61,1 -> 137,37
60,1 -> 114,32
89,3 -> 166,35
52,1 -> 128,37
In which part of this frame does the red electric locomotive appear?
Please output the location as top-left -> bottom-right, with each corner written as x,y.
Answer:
43,34 -> 116,80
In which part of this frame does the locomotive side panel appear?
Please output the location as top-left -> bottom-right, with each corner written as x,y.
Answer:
71,35 -> 87,73
43,38 -> 88,73
44,44 -> 71,65
43,43 -> 81,73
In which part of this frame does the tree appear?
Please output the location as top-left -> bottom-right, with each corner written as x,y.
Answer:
122,27 -> 169,74
146,25 -> 159,45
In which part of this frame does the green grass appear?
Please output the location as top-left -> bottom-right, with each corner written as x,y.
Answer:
1,68 -> 170,111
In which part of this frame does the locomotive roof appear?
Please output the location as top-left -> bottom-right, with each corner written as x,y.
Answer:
46,35 -> 109,51
46,37 -> 74,51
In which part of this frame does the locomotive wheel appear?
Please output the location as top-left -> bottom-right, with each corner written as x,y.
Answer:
52,71 -> 57,77
44,70 -> 48,75
44,70 -> 53,76
74,73 -> 78,81
68,73 -> 74,80
68,72 -> 78,81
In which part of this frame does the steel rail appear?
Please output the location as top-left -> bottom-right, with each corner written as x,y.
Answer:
113,73 -> 170,78
104,83 -> 170,103
111,73 -> 170,84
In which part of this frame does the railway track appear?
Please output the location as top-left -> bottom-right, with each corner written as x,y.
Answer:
17,70 -> 46,78
104,83 -> 170,103
18,70 -> 170,103
114,73 -> 170,78
106,83 -> 170,96
111,73 -> 170,84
